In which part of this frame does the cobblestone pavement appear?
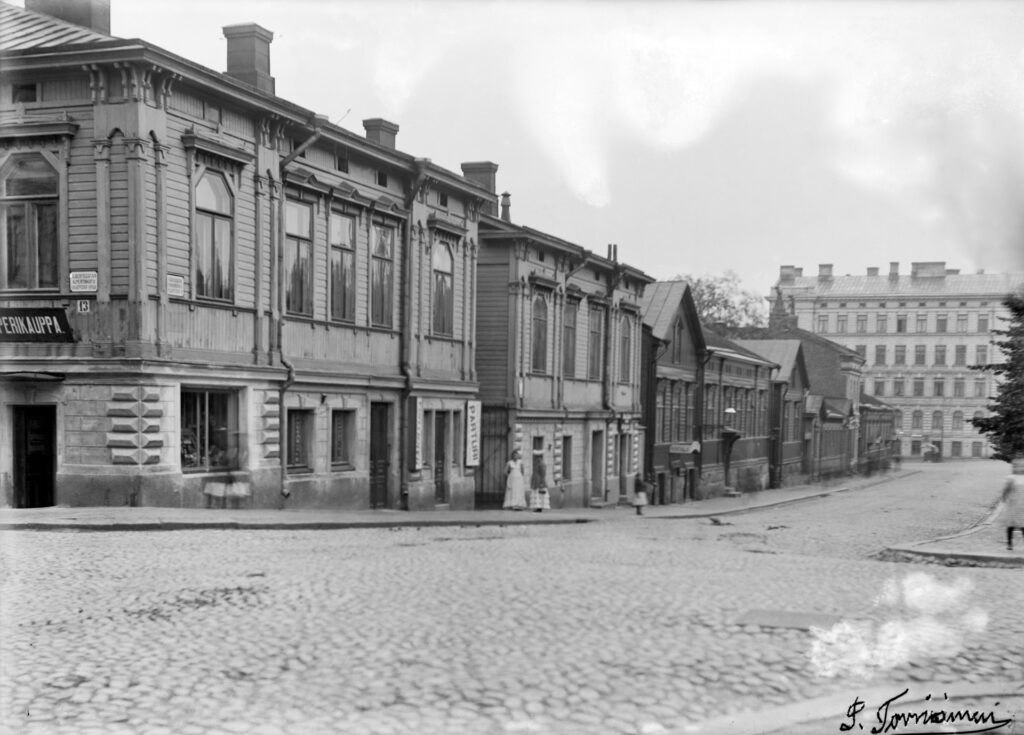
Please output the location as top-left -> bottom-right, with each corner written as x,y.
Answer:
1,462 -> 1021,735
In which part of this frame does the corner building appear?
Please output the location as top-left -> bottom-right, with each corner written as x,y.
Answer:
0,1 -> 494,509
773,262 -> 1024,460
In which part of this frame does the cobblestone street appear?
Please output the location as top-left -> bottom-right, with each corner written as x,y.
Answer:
1,462 -> 1022,735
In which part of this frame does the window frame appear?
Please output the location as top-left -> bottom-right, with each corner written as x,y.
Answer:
0,151 -> 61,292
180,388 -> 239,473
330,409 -> 355,470
563,299 -> 578,378
431,240 -> 454,337
285,199 -> 314,316
619,314 -> 632,384
286,408 -> 315,473
531,294 -> 548,374
588,304 -> 604,381
329,211 -> 357,323
371,222 -> 395,328
193,168 -> 236,303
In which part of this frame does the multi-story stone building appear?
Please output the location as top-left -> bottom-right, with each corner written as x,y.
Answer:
472,179 -> 652,509
0,0 -> 494,509
773,262 -> 1024,460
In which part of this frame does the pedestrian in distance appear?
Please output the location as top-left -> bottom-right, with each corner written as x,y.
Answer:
633,474 -> 650,516
1000,456 -> 1024,552
503,449 -> 527,510
529,451 -> 550,513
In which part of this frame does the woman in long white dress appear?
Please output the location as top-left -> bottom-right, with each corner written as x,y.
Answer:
503,450 -> 526,510
1002,457 -> 1024,551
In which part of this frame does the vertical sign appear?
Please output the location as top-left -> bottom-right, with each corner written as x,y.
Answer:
412,397 -> 423,470
465,400 -> 481,467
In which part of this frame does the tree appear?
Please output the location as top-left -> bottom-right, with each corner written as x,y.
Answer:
970,290 -> 1024,461
673,270 -> 767,327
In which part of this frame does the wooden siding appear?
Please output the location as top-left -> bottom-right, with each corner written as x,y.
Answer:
108,134 -> 129,294
475,262 -> 510,403
66,111 -> 98,273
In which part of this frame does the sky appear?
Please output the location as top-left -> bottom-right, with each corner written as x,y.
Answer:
97,0 -> 1024,297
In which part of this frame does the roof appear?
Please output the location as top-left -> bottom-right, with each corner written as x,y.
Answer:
860,392 -> 896,411
777,273 -> 1024,299
703,327 -> 777,367
640,281 -> 689,340
733,339 -> 802,379
0,2 -> 112,50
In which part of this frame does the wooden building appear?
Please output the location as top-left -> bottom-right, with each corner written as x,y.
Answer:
472,183 -> 652,509
0,1 -> 494,509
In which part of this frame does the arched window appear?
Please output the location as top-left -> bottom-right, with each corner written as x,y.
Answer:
931,411 -> 943,431
371,224 -> 395,327
619,315 -> 632,383
1,153 -> 58,290
531,295 -> 547,373
195,171 -> 233,301
911,410 -> 923,430
432,243 -> 453,336
952,411 -> 964,431
894,410 -> 904,430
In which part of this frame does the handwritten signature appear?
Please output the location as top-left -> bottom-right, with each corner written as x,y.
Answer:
840,688 -> 1013,734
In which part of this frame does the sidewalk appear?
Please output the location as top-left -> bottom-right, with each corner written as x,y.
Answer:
0,471 -> 906,532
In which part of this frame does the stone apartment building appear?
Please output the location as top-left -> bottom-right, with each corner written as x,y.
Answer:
0,0 -> 495,509
773,262 -> 1024,460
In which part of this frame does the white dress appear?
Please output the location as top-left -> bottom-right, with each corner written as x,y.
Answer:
503,460 -> 526,509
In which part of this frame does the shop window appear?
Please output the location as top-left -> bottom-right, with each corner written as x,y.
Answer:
532,295 -> 548,374
563,301 -> 577,378
181,389 -> 238,472
329,212 -> 356,322
432,242 -> 453,336
195,170 -> 234,301
371,224 -> 395,328
331,410 -> 355,469
1,153 -> 58,290
286,409 -> 314,472
285,200 -> 313,315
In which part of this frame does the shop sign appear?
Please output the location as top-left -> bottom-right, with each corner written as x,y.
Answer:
167,274 -> 185,297
465,400 -> 481,467
0,308 -> 74,342
412,397 -> 423,470
69,271 -> 98,293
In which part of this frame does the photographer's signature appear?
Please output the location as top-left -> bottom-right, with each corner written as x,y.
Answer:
840,688 -> 1013,734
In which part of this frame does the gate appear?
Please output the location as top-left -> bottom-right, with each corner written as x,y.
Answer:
474,408 -> 509,509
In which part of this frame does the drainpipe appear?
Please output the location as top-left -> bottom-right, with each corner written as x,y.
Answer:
276,116 -> 326,500
695,349 -> 713,483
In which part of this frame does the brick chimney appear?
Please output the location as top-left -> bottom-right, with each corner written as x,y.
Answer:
818,263 -> 833,281
889,262 -> 899,280
363,119 -> 399,149
223,24 -> 275,95
867,267 -> 879,277
25,0 -> 110,33
461,162 -> 498,215
778,265 -> 799,283
500,192 -> 511,222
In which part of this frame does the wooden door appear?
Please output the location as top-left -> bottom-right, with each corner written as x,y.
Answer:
433,412 -> 448,503
369,403 -> 390,508
13,406 -> 56,508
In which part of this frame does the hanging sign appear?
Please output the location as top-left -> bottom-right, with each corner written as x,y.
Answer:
0,308 -> 74,342
465,400 -> 481,467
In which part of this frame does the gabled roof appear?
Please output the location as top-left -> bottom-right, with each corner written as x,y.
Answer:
703,327 -> 777,368
734,339 -> 807,386
640,281 -> 688,339
0,2 -> 112,50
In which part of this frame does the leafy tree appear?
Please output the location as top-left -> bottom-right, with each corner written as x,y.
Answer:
970,289 -> 1024,461
673,270 -> 767,327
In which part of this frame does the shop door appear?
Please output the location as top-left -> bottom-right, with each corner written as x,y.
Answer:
13,405 -> 56,508
434,413 -> 448,503
590,430 -> 604,501
369,403 -> 390,508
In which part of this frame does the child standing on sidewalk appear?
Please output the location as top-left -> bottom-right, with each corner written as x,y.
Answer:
633,474 -> 650,515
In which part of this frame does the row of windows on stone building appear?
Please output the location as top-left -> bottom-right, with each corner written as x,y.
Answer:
869,376 -> 988,399
852,344 -> 988,366
817,312 -> 990,334
896,409 -> 982,433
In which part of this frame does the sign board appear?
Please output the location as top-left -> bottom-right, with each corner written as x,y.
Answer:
465,400 -> 481,467
77,300 -> 90,313
412,397 -> 423,470
167,274 -> 185,298
0,308 -> 74,342
69,271 -> 98,293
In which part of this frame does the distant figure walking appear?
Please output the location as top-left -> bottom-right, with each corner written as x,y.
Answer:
1001,457 -> 1024,551
503,449 -> 526,510
633,474 -> 650,516
530,452 -> 550,513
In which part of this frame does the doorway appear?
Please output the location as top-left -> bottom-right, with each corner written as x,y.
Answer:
369,403 -> 390,508
617,433 -> 630,501
13,405 -> 56,508
434,412 -> 448,504
590,430 -> 604,502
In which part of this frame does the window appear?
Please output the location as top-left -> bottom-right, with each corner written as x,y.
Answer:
287,409 -> 314,472
855,345 -> 866,359
331,410 -> 354,468
12,83 -> 37,103
914,345 -> 926,366
955,345 -> 966,366
913,378 -> 924,397
619,316 -> 632,383
896,315 -> 907,333
975,345 -> 987,365
951,441 -> 962,458
1,154 -> 58,290
895,345 -> 906,365
934,345 -> 946,366
588,305 -> 603,380
916,314 -> 927,332
931,411 -> 942,432
893,379 -> 904,396
655,382 -> 665,442
195,171 -> 234,301
532,295 -> 548,373
817,315 -> 828,333
953,378 -> 964,397
562,435 -> 572,480
972,442 -> 982,458
432,243 -> 454,336
874,345 -> 886,366
285,200 -> 312,315
956,314 -> 967,333
894,410 -> 904,430
836,314 -> 848,333
912,410 -> 923,430
978,314 -> 989,333
376,171 -> 388,187
933,379 -> 944,397
874,379 -> 885,396
371,224 -> 395,327
672,319 -> 684,363
856,314 -> 867,333
438,191 -> 448,208
876,314 -> 888,333
563,301 -> 577,378
911,439 -> 921,456
936,314 -> 947,333
952,411 -> 963,431
974,379 -> 986,398
180,389 -> 238,472
329,213 -> 356,322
